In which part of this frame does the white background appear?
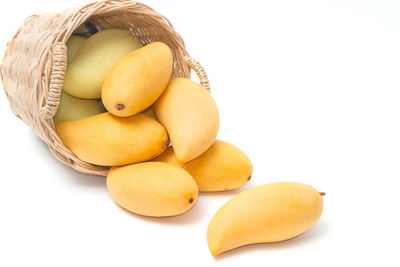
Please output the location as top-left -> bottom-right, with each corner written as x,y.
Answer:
1,0 -> 400,266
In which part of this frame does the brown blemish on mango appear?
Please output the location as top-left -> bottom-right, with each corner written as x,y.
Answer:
116,103 -> 125,110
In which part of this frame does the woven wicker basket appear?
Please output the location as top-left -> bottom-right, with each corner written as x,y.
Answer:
0,0 -> 210,176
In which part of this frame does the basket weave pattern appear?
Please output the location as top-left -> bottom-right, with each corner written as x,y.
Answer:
0,0 -> 209,176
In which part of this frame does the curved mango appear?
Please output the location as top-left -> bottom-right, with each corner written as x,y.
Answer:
154,78 -> 219,163
207,182 -> 324,256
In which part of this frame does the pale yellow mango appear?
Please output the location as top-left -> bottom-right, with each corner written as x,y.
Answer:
65,35 -> 86,64
102,42 -> 172,117
55,113 -> 168,166
53,92 -> 102,123
152,141 -> 253,192
63,29 -> 143,99
154,78 -> 219,163
107,162 -> 198,217
207,182 -> 324,256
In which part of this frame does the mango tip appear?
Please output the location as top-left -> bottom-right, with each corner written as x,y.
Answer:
209,248 -> 219,257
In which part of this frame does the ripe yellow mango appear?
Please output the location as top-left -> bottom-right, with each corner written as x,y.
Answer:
154,78 -> 219,163
55,113 -> 168,166
152,141 -> 253,192
107,162 -> 198,217
63,29 -> 143,99
102,42 -> 173,117
207,182 -> 324,256
53,92 -> 103,123
65,35 -> 86,64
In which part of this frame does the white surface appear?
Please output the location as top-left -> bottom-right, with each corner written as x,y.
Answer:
1,0 -> 400,266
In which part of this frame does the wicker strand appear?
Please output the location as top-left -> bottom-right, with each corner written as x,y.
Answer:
40,42 -> 67,120
186,56 -> 210,92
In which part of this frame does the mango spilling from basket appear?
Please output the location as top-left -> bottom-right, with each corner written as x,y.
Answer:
54,28 -> 324,256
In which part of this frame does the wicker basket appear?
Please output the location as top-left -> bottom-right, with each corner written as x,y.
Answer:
0,0 -> 210,176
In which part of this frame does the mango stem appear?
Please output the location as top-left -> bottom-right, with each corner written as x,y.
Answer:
319,192 -> 326,196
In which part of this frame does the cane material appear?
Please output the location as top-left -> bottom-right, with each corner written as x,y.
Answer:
186,57 -> 211,92
0,0 -> 210,176
40,42 -> 67,120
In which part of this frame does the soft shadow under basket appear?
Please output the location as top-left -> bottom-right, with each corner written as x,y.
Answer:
0,0 -> 210,176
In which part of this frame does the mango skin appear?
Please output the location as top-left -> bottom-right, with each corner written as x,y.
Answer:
154,78 -> 219,163
55,113 -> 168,166
207,182 -> 324,256
107,162 -> 198,217
102,42 -> 173,117
53,92 -> 103,123
152,141 -> 253,192
66,35 -> 86,64
152,146 -> 182,167
63,29 -> 143,99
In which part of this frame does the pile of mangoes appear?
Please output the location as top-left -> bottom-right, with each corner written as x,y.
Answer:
55,28 -> 324,256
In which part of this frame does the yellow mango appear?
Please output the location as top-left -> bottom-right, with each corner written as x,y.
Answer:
53,92 -> 103,123
55,113 -> 168,166
65,35 -> 86,64
207,182 -> 324,256
152,141 -> 253,192
63,29 -> 143,99
102,42 -> 173,117
107,162 -> 198,217
154,78 -> 219,163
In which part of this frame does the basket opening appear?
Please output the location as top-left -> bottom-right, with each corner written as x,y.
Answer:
64,8 -> 190,79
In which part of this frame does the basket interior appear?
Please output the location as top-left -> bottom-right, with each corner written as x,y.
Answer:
53,4 -> 191,175
69,8 -> 190,79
